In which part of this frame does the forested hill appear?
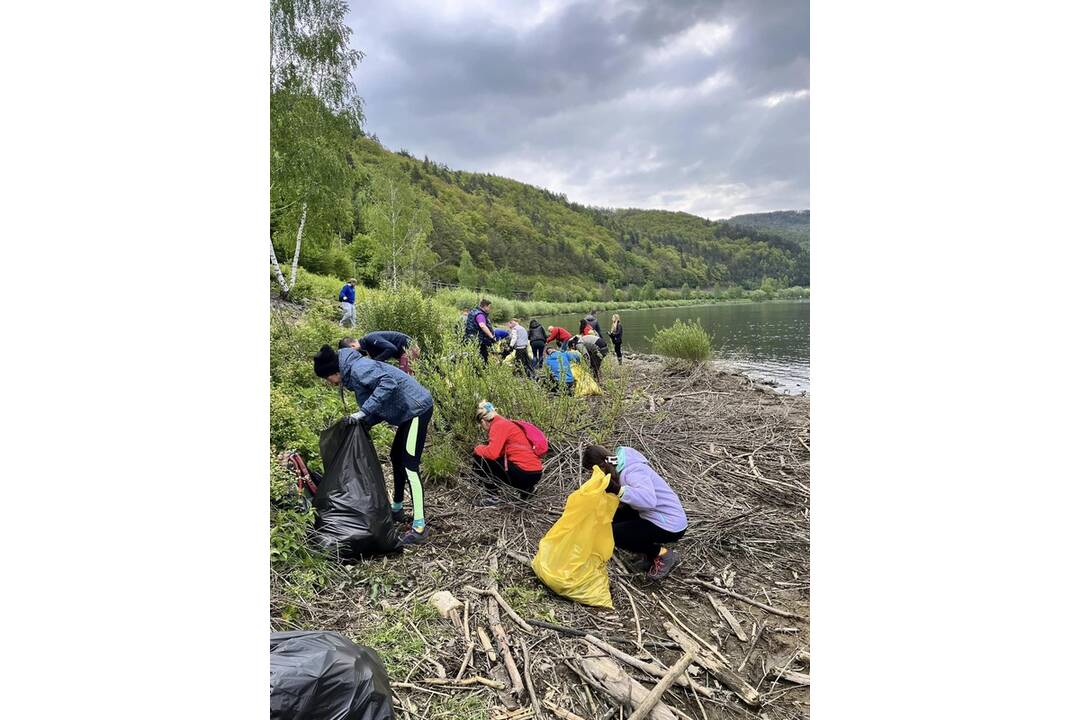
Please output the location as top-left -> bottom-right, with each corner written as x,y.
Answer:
271,128 -> 809,301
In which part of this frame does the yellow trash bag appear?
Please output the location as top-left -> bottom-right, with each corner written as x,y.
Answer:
570,361 -> 603,397
531,466 -> 619,608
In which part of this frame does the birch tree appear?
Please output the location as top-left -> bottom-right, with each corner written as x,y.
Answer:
270,0 -> 363,298
362,175 -> 436,290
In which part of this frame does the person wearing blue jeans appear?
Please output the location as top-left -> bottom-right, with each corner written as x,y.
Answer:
314,344 -> 434,545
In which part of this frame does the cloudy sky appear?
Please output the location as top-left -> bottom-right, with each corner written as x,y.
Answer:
346,0 -> 808,220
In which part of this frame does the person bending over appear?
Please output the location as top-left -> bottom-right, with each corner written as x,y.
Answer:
471,401 -> 544,506
582,444 -> 688,580
313,344 -> 434,545
546,325 -> 573,351
340,331 -> 420,375
542,345 -> 580,395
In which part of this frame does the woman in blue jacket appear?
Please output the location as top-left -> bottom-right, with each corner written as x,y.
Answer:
314,344 -> 434,545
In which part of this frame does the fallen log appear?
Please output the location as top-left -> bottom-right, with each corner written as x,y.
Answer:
579,655 -> 678,720
626,649 -> 697,720
664,623 -> 760,707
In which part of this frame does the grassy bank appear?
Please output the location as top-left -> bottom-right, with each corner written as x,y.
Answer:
273,267 -> 809,323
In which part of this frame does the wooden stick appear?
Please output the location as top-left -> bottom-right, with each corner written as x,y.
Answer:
463,599 -> 471,644
620,582 -> 644,653
664,623 -> 760,708
464,584 -> 535,635
520,638 -> 542,719
583,634 -> 713,698
488,557 -> 526,696
707,595 -> 748,642
737,622 -> 764,672
627,649 -> 697,720
543,700 -> 589,720
579,655 -> 678,720
477,626 -> 498,662
454,641 -> 475,681
415,675 -> 506,689
694,579 -> 802,619
653,594 -> 731,665
769,668 -> 810,686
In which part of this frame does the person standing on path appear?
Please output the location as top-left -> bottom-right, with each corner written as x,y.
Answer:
464,300 -> 497,363
527,319 -> 547,368
609,313 -> 623,364
313,344 -> 434,545
338,279 -> 357,327
582,444 -> 687,580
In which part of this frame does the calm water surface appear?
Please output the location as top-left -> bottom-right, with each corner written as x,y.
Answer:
539,300 -> 809,394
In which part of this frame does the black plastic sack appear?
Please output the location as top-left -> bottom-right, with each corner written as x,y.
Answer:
270,631 -> 394,720
312,421 -> 399,560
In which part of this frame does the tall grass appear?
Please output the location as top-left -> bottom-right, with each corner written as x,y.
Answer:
649,318 -> 713,365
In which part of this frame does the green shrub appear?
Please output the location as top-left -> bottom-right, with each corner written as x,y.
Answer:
649,318 -> 713,364
356,286 -> 445,355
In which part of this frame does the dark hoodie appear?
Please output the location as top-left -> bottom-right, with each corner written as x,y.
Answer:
528,319 -> 546,345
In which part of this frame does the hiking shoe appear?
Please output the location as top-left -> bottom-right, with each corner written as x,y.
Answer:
390,507 -> 407,523
473,494 -> 503,508
646,550 -> 680,580
400,526 -> 431,545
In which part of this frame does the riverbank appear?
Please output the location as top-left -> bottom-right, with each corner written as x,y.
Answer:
271,358 -> 810,720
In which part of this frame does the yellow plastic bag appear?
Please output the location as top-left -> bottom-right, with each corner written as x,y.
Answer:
531,467 -> 620,608
570,361 -> 603,397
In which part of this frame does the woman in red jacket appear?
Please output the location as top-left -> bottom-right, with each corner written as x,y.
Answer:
472,401 -> 544,506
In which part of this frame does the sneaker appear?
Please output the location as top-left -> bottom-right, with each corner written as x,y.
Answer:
646,550 -> 680,580
473,494 -> 503,508
400,525 -> 431,545
635,554 -> 652,572
390,507 -> 407,523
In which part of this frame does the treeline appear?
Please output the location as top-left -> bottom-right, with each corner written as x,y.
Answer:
269,1 -> 809,304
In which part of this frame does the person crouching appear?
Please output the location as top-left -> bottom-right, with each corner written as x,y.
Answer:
582,443 -> 688,580
472,401 -> 544,506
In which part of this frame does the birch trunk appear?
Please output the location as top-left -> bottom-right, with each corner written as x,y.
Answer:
288,202 -> 308,292
270,235 -> 290,297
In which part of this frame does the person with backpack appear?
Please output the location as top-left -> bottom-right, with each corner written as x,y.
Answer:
609,313 -> 623,364
463,300 -> 497,362
339,332 -> 420,375
527,319 -> 547,367
313,344 -> 434,545
338,279 -> 357,327
472,401 -> 545,505
582,443 -> 688,580
542,345 -> 581,395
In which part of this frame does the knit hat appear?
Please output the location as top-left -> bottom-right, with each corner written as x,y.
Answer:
313,344 -> 340,378
475,401 -> 497,422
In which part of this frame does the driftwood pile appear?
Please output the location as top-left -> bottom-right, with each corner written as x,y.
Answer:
271,358 -> 811,719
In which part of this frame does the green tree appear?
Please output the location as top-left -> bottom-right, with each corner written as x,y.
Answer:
457,248 -> 479,289
487,267 -> 515,298
362,174 -> 435,289
270,0 -> 363,298
640,280 -> 657,300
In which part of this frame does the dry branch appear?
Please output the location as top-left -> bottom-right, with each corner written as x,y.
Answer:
663,623 -> 760,708
626,649 -> 697,720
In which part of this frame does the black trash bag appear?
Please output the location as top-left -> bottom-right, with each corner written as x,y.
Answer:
270,631 -> 394,720
311,421 -> 400,560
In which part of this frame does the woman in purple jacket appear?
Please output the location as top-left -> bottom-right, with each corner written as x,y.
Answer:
583,444 -> 688,580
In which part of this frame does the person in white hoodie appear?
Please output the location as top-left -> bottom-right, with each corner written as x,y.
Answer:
583,444 -> 688,580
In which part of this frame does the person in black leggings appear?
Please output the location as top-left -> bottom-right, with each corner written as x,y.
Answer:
471,401 -> 544,505
609,313 -> 623,364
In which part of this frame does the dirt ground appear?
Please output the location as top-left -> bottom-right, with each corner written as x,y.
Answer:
273,357 -> 810,720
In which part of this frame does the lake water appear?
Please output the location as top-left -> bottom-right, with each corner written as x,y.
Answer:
539,300 -> 810,394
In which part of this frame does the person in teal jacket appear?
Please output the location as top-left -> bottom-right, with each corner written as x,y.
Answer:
313,344 -> 433,545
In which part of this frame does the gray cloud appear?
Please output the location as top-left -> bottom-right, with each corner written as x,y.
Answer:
347,0 -> 808,219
